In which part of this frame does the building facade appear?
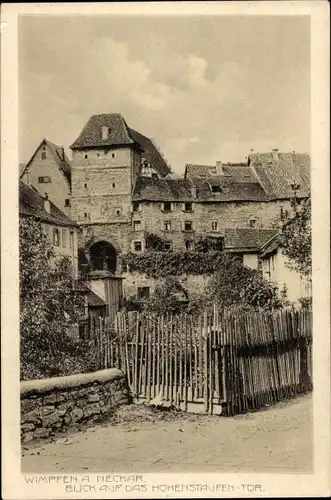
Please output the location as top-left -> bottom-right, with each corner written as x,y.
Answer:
19,181 -> 79,277
20,138 -> 72,217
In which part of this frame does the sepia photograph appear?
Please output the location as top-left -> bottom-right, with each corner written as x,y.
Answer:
1,2 -> 330,499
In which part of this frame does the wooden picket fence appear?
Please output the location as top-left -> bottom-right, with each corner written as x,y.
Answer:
89,308 -> 312,416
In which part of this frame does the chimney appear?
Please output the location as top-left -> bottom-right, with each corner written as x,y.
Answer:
101,125 -> 109,140
216,161 -> 223,175
191,184 -> 197,198
272,149 -> 279,162
57,147 -> 65,162
44,193 -> 50,213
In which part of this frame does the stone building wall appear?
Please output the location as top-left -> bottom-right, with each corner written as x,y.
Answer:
131,199 -> 290,251
20,368 -> 130,443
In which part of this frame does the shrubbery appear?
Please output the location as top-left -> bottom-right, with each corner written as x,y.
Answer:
20,217 -> 95,380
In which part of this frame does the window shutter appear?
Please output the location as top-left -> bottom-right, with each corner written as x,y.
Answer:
161,202 -> 165,211
170,202 -> 174,212
181,203 -> 185,211
192,221 -> 196,231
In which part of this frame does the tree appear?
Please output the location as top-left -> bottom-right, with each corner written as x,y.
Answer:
205,256 -> 286,311
278,195 -> 311,278
20,217 -> 94,380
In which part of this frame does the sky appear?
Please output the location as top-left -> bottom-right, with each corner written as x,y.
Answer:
19,15 -> 310,174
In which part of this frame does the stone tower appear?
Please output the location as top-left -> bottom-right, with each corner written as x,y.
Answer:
70,113 -> 171,274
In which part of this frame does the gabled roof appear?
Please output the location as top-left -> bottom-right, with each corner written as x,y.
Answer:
248,152 -> 310,199
133,176 -> 269,202
129,128 -> 171,177
224,229 -> 277,252
70,113 -> 138,150
20,139 -> 71,187
19,181 -> 77,227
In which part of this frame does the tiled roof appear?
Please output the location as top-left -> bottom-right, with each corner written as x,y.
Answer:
222,165 -> 258,182
185,164 -> 216,178
86,290 -> 106,307
224,229 -> 277,252
133,177 -> 194,202
70,113 -> 137,150
45,140 -> 72,185
259,234 -> 279,258
129,128 -> 171,178
20,139 -> 72,186
133,177 -> 269,202
19,181 -> 77,227
248,152 -> 310,199
194,179 -> 268,202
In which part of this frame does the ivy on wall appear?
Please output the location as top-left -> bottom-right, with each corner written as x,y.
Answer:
121,250 -> 238,278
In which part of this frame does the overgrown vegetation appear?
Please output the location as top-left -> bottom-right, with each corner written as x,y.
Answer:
278,195 -> 311,278
20,217 -> 95,380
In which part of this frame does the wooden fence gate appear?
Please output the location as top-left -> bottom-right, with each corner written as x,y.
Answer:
91,309 -> 313,416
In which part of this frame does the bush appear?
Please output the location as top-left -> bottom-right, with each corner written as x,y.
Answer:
20,217 -> 93,380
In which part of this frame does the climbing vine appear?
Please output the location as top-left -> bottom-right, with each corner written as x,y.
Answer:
121,250 -> 239,278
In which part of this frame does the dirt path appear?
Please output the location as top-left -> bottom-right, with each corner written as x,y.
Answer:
22,394 -> 312,474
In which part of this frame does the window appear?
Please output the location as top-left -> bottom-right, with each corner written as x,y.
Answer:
185,241 -> 194,251
38,176 -> 51,184
133,220 -> 141,231
163,242 -> 173,251
133,241 -> 142,252
183,202 -> 193,212
137,287 -> 150,300
184,221 -> 193,231
280,206 -> 284,219
112,153 -> 116,158
61,229 -> 67,247
132,202 -> 140,213
85,154 -> 88,159
112,183 -> 116,189
41,152 -> 46,160
116,208 -> 122,216
162,201 -> 172,212
84,212 -> 88,220
211,185 -> 221,193
164,221 -> 172,231
84,183 -> 88,188
53,228 -> 60,246
65,199 -> 71,207
211,221 -> 218,231
249,218 -> 257,228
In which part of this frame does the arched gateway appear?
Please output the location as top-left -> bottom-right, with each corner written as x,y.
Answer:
86,240 -> 117,274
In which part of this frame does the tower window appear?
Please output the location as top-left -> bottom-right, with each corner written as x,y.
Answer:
116,208 -> 122,216
85,154 -> 88,159
38,176 -> 51,183
249,217 -> 257,228
84,183 -> 88,188
41,152 -> 46,160
64,199 -> 71,207
112,153 -> 116,158
112,183 -> 116,189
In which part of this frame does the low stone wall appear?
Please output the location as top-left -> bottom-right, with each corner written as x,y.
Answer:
21,368 -> 130,443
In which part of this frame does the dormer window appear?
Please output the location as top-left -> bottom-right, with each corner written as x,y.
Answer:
211,184 -> 221,193
102,125 -> 110,140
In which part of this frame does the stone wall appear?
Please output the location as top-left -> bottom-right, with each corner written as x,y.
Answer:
21,368 -> 130,443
